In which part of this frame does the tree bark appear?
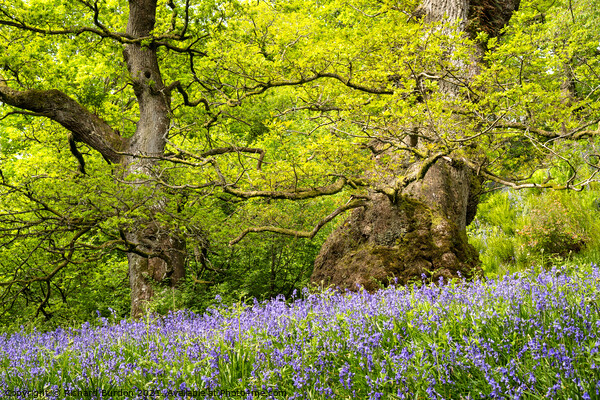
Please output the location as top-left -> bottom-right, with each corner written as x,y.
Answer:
121,0 -> 185,318
311,0 -> 520,290
126,225 -> 186,318
312,160 -> 483,289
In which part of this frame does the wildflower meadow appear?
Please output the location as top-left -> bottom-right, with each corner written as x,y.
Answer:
1,266 -> 600,399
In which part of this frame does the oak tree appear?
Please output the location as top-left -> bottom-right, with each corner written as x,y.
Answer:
0,0 -> 598,319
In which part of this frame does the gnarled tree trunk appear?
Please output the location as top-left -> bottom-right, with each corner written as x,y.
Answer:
126,227 -> 186,318
311,0 -> 520,290
312,160 -> 483,290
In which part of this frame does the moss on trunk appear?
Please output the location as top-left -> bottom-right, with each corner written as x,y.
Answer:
312,160 -> 483,291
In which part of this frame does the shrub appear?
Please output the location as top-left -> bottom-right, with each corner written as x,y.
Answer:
517,194 -> 588,258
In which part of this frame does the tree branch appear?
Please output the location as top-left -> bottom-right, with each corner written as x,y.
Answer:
165,80 -> 211,110
222,176 -> 367,200
0,226 -> 91,287
200,147 -> 265,170
496,121 -> 600,140
0,14 -> 207,55
229,199 -> 368,245
115,144 -> 266,171
241,71 -> 394,100
463,158 -> 596,191
0,76 -> 126,163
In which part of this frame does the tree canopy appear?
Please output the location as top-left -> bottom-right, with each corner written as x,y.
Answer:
0,0 -> 599,323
